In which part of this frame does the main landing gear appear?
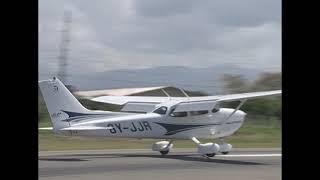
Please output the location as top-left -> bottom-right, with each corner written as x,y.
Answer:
160,150 -> 169,155
205,153 -> 216,157
191,137 -> 232,158
217,138 -> 232,155
152,138 -> 232,157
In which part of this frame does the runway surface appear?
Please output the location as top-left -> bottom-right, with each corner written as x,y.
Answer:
39,148 -> 281,180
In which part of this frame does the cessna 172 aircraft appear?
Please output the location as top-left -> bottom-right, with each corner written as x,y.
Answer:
39,77 -> 281,157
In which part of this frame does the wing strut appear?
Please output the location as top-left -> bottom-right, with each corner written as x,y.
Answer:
223,99 -> 247,122
164,140 -> 174,149
179,88 -> 189,97
161,89 -> 171,97
191,137 -> 201,144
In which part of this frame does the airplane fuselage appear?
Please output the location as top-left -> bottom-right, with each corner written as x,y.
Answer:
56,108 -> 246,139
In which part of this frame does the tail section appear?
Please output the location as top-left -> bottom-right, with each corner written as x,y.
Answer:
39,77 -> 89,131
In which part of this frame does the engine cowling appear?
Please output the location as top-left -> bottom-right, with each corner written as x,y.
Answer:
152,141 -> 173,151
197,143 -> 220,154
219,143 -> 232,153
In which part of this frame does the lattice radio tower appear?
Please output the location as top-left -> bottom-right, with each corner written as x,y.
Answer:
57,10 -> 72,84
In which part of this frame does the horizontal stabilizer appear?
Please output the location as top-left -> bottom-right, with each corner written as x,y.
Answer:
121,102 -> 157,113
38,127 -> 53,130
91,96 -> 171,105
174,101 -> 218,112
60,126 -> 113,131
74,86 -> 169,97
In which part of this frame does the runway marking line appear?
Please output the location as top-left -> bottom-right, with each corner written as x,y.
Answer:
216,154 -> 281,157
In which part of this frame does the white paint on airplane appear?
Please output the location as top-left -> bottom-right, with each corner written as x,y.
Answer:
38,77 -> 281,158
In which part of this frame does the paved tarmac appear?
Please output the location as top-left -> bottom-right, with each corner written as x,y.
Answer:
39,148 -> 281,180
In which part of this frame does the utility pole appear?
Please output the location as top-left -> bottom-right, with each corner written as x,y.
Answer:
57,10 -> 72,84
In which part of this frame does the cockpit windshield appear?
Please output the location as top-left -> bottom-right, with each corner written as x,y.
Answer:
153,106 -> 167,115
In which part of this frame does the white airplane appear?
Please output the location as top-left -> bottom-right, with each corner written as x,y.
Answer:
39,77 -> 281,157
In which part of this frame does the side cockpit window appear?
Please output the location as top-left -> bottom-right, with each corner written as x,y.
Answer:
212,107 -> 220,113
153,106 -> 167,115
211,104 -> 220,113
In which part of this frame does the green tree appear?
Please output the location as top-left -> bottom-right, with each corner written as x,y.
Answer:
221,72 -> 282,119
249,72 -> 281,91
221,74 -> 248,93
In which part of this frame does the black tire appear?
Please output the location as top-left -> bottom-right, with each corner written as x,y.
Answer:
160,150 -> 169,155
206,153 -> 216,157
221,152 -> 229,155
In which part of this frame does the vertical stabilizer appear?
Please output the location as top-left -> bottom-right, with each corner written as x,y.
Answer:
38,77 -> 89,130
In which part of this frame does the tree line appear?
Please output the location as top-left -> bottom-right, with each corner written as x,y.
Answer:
221,72 -> 281,119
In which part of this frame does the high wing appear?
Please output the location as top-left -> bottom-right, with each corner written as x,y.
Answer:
171,90 -> 281,112
214,90 -> 281,102
91,90 -> 281,105
91,90 -> 281,113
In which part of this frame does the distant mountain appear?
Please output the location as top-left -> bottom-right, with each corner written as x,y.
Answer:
68,65 -> 263,95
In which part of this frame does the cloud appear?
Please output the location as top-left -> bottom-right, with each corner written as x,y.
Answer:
134,0 -> 195,17
197,0 -> 281,27
39,0 -> 281,79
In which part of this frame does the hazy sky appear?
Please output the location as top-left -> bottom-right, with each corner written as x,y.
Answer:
39,0 -> 281,79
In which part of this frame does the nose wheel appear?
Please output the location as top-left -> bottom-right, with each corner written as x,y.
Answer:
218,138 -> 232,155
153,140 -> 174,155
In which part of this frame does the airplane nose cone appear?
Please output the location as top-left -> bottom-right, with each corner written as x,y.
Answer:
236,110 -> 246,120
237,110 -> 246,116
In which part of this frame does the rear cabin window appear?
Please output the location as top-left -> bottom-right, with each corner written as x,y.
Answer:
190,110 -> 209,116
153,106 -> 167,115
169,108 -> 188,117
170,111 -> 188,117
